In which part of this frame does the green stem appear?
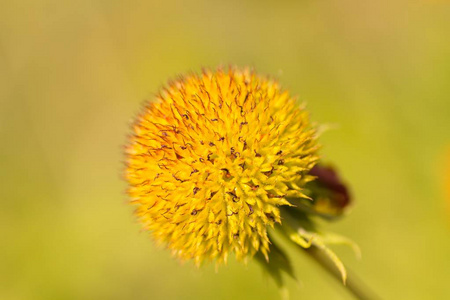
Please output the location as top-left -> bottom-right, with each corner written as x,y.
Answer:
303,245 -> 379,300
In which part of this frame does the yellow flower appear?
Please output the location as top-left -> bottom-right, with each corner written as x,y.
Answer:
125,67 -> 319,265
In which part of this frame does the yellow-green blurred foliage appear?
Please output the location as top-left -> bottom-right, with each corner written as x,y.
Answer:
445,147 -> 450,219
1,1 -> 450,299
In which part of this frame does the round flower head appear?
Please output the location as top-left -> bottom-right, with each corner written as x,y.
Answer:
125,67 -> 319,265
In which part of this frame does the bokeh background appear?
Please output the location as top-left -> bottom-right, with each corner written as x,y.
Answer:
2,0 -> 450,299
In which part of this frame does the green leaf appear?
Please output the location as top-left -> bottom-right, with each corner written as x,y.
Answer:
278,207 -> 359,284
305,234 -> 348,284
255,239 -> 297,291
320,232 -> 361,259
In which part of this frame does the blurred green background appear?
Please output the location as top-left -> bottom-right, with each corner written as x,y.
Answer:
2,0 -> 450,299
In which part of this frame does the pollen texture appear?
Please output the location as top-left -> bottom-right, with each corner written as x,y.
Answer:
126,68 -> 319,265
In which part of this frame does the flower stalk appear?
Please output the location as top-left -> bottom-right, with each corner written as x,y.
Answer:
304,245 -> 378,299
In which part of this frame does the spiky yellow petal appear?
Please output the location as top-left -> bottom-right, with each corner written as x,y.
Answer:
125,67 -> 319,264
